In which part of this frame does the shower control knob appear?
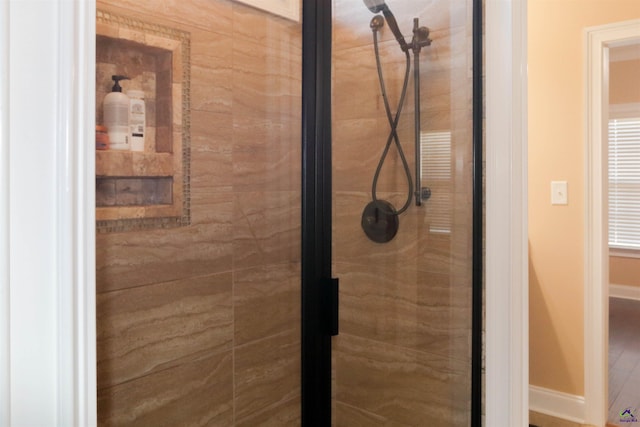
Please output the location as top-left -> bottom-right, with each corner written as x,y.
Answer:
421,187 -> 432,201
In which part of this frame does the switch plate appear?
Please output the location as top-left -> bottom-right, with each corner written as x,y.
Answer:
551,181 -> 568,205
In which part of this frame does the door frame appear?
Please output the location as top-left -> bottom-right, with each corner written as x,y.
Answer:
485,0 -> 529,425
584,19 -> 640,426
300,0 -> 333,425
1,0 -> 528,425
2,0 -> 97,425
0,0 -> 9,423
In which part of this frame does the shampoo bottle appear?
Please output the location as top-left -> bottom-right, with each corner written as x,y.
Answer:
127,90 -> 146,152
103,75 -> 130,150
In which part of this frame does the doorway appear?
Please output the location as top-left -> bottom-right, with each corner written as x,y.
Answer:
584,19 -> 640,427
606,40 -> 640,426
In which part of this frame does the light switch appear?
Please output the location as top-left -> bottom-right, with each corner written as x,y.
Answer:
551,181 -> 568,205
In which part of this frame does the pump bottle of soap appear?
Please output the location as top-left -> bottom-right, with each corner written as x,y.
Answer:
103,75 -> 131,150
127,90 -> 146,152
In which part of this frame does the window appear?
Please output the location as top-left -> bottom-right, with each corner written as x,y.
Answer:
608,109 -> 640,250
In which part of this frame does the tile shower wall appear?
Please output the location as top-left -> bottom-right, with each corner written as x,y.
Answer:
95,1 -> 301,425
332,0 -> 474,425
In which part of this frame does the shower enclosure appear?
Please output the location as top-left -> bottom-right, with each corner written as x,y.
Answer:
95,0 -> 481,425
302,0 -> 481,425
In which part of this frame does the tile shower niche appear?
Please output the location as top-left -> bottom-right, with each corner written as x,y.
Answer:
95,10 -> 191,232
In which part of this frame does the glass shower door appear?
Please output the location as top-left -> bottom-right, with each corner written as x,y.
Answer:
331,0 -> 478,424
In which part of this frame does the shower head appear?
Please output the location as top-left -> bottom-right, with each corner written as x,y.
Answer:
363,0 -> 386,13
362,0 -> 408,51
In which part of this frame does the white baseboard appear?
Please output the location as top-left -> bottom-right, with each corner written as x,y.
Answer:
610,283 -> 640,301
529,385 -> 585,424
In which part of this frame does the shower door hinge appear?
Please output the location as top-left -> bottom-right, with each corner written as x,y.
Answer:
321,277 -> 339,336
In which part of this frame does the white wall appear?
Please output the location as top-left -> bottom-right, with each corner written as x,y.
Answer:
9,1 -> 59,422
2,0 -> 96,426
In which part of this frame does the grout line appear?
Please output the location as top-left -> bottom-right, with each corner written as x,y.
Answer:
96,269 -> 235,295
235,395 -> 301,426
96,344 -> 229,392
234,328 -> 300,352
336,332 -> 473,365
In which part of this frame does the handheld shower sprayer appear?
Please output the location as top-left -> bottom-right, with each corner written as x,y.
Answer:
362,0 -> 409,51
360,0 -> 433,243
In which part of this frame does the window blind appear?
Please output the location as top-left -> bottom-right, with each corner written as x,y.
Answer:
608,116 -> 640,250
421,131 -> 452,234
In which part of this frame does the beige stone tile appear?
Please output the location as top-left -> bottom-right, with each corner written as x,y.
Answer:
336,261 -> 421,347
335,402 -> 389,427
233,191 -> 301,269
234,330 -> 300,422
335,262 -> 471,360
144,33 -> 181,52
415,209 -> 474,280
333,45 -> 382,120
155,126 -> 172,153
96,21 -> 118,38
232,1 -> 302,49
420,26 -> 469,75
232,116 -> 300,153
97,0 -> 233,35
96,199 -> 233,292
191,64 -> 232,114
372,41 -> 419,108
190,110 -> 233,155
421,69 -> 453,111
97,349 -> 233,427
187,191 -> 232,225
234,262 -> 300,346
416,227 -> 452,275
236,396 -> 301,427
96,272 -> 233,388
232,145 -> 300,192
118,27 -> 146,45
190,146 -> 233,193
191,28 -> 233,70
451,131 -> 474,189
417,0 -> 470,33
420,106 -> 452,133
335,334 -> 470,426
171,83 -> 182,126
187,26 -> 233,116
95,151 -> 174,177
332,118 -> 382,192
232,38 -> 301,122
333,0 -> 380,52
333,116 -> 416,193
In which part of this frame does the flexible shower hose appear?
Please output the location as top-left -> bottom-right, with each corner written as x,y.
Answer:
370,29 -> 414,216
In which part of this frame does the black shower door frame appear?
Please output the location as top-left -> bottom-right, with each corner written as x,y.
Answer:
300,0 -> 484,425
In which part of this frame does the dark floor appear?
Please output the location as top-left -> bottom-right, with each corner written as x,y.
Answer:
608,297 -> 640,426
